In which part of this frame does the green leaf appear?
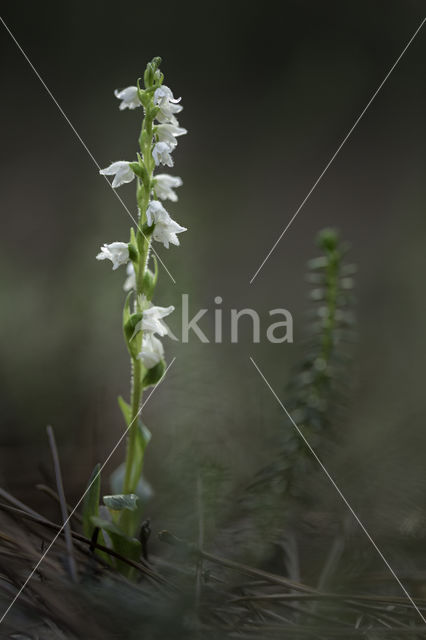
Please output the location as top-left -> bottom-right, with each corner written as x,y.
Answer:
129,162 -> 148,182
81,465 -> 112,564
142,360 -> 165,388
103,493 -> 139,512
128,243 -> 138,262
139,422 -> 152,450
82,463 -> 101,539
123,313 -> 143,358
124,313 -> 142,340
128,230 -> 138,263
90,516 -> 142,576
128,422 -> 151,491
118,396 -> 132,426
142,222 -> 155,236
91,515 -> 121,536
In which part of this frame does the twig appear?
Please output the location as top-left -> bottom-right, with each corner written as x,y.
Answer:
46,425 -> 78,582
0,488 -> 51,522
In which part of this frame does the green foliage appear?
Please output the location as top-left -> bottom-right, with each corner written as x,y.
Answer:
129,161 -> 148,181
128,243 -> 138,263
142,360 -> 165,388
123,313 -> 143,358
103,493 -> 141,538
143,258 -> 158,301
103,494 -> 139,512
126,422 -> 151,490
81,463 -> 111,564
91,516 -> 142,577
118,395 -> 132,426
251,228 -> 356,501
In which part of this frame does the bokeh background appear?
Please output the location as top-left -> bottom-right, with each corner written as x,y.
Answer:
1,0 -> 426,546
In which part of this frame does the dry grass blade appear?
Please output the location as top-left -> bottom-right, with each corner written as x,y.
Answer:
159,530 -> 315,593
46,425 -> 78,582
2,507 -> 426,638
0,501 -> 172,587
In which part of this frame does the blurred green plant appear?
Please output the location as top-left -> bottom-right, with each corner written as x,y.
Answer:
250,228 -> 356,503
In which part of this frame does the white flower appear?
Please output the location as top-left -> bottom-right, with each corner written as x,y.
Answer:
152,142 -> 174,167
154,85 -> 183,125
129,297 -> 176,342
99,161 -> 135,188
142,303 -> 175,336
114,86 -> 141,110
138,332 -> 164,369
96,242 -> 129,270
146,200 -> 170,226
156,123 -> 187,149
154,174 -> 183,202
154,85 -> 181,104
123,262 -> 136,291
153,217 -> 187,249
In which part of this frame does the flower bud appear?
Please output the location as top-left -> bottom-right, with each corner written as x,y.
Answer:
144,58 -> 162,89
144,63 -> 155,89
143,268 -> 156,300
136,78 -> 149,107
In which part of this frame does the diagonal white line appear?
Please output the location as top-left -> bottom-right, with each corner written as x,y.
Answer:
249,16 -> 426,284
0,15 -> 176,285
0,357 -> 176,625
249,356 -> 426,624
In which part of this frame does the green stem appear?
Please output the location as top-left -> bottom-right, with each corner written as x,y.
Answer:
122,103 -> 155,499
123,359 -> 143,494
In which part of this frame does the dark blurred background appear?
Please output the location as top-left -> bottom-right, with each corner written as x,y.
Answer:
1,0 -> 426,541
